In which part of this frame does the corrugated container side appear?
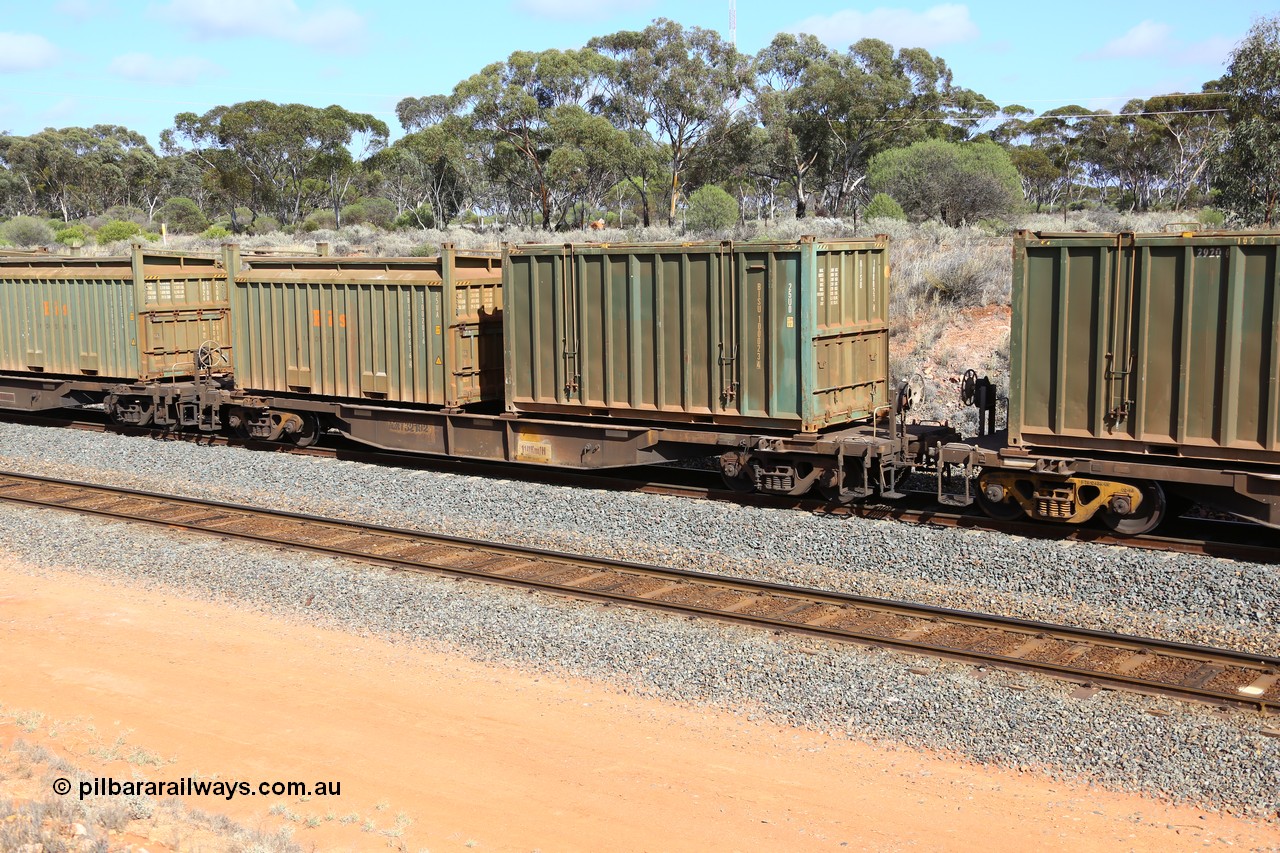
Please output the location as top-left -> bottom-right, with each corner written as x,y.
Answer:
229,248 -> 502,407
503,238 -> 889,432
1010,230 -> 1280,463
0,247 -> 229,381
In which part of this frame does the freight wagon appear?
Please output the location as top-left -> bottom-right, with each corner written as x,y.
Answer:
503,237 -> 890,433
222,246 -> 503,444
0,245 -> 232,424
216,237 -> 941,497
943,229 -> 1280,532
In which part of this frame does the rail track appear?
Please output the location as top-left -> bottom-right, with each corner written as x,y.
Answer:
2,469 -> 1277,713
2,410 -> 1278,565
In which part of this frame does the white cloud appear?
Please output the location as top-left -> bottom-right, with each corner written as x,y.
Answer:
41,97 -> 79,124
54,0 -> 108,20
1085,22 -> 1235,69
108,52 -> 225,85
513,0 -> 652,21
0,33 -> 59,72
156,0 -> 365,49
789,4 -> 979,50
1183,34 -> 1234,66
1088,20 -> 1173,59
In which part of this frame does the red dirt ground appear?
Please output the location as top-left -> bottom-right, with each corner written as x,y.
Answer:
0,557 -> 1276,851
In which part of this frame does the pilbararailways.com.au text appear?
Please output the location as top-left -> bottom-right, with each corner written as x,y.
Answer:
52,777 -> 342,801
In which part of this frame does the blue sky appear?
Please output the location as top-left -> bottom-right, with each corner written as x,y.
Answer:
0,0 -> 1268,147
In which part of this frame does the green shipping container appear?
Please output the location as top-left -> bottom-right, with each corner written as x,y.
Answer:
0,246 -> 230,381
228,247 -> 503,406
503,237 -> 890,432
1011,230 -> 1280,465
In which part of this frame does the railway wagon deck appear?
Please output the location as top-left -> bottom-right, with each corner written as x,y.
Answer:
503,236 -> 890,432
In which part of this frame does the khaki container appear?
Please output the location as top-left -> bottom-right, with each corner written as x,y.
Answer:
0,246 -> 230,380
503,237 -> 890,432
1011,230 -> 1280,464
228,247 -> 503,406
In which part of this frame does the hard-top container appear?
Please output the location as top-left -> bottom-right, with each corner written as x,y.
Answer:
0,245 -> 230,380
228,246 -> 503,406
503,237 -> 890,432
1010,229 -> 1280,464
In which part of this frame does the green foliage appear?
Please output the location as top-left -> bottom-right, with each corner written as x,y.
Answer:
0,125 -> 159,221
53,224 -> 89,245
164,100 -> 389,227
251,214 -> 281,234
1,216 -> 55,246
102,204 -> 147,225
1213,15 -> 1280,224
751,33 -> 996,218
1196,207 -> 1226,227
408,243 -> 439,257
341,197 -> 396,229
869,139 -> 1022,226
685,185 -> 740,230
864,193 -> 906,221
393,204 -> 435,230
96,220 -> 141,243
201,225 -> 232,240
157,197 -> 207,234
590,20 -> 751,226
302,210 -> 337,232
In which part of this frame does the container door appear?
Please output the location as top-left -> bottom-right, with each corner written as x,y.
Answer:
715,246 -> 738,414
561,249 -> 582,402
1103,234 -> 1137,432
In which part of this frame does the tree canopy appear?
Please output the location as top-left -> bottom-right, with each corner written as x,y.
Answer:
1,15 -> 1275,232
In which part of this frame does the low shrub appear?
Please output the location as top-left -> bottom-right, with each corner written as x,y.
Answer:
53,224 -> 90,246
1196,207 -> 1226,228
1,216 -> 54,247
96,220 -> 142,243
302,210 -> 337,232
864,193 -> 906,221
157,197 -> 208,234
685,185 -> 740,231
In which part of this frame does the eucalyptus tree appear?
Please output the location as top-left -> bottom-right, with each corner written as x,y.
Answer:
1213,15 -> 1280,225
1007,105 -> 1094,213
0,125 -> 158,220
590,18 -> 751,225
374,116 -> 473,227
416,47 -> 615,227
163,101 -> 387,230
807,39 -> 995,216
1143,92 -> 1223,209
751,32 -> 834,218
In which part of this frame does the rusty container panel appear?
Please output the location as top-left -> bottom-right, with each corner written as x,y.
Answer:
0,246 -> 230,381
503,237 -> 889,432
229,247 -> 502,406
1010,230 -> 1280,465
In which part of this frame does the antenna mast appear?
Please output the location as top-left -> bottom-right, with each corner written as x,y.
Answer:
729,0 -> 737,48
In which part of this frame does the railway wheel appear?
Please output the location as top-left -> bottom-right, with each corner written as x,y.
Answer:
289,413 -> 322,448
226,407 -> 255,441
974,481 -> 1025,521
1098,480 -> 1167,536
720,467 -> 756,493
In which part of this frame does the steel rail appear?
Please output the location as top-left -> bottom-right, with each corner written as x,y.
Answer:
1,470 -> 1276,713
1,410 -> 1277,563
